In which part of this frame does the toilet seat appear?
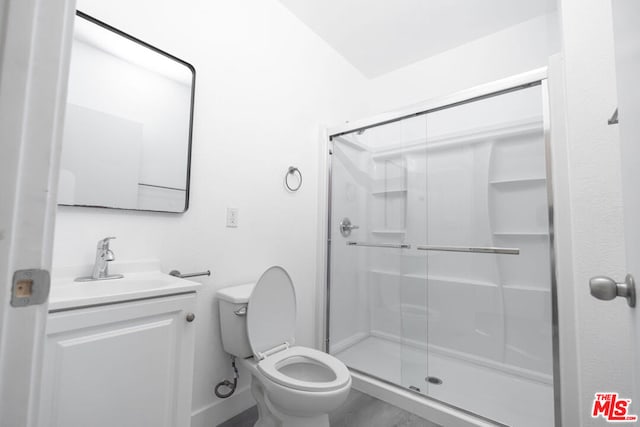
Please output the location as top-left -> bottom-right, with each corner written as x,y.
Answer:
246,266 -> 351,394
258,346 -> 350,392
247,266 -> 297,361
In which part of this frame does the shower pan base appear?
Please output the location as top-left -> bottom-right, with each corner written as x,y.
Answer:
336,336 -> 553,427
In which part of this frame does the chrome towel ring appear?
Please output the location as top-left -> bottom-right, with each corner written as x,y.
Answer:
285,166 -> 302,192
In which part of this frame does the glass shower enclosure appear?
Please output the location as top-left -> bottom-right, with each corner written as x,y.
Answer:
326,76 -> 557,426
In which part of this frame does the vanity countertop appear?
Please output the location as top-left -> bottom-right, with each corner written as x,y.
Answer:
49,270 -> 201,311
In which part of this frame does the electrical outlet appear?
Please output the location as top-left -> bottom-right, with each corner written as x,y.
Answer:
226,208 -> 238,227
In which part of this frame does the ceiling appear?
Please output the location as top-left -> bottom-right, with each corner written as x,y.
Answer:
277,0 -> 557,77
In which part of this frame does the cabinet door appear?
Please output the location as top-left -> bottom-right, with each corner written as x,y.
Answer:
38,293 -> 196,427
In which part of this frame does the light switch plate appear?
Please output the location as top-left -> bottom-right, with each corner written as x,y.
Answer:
11,269 -> 50,307
226,208 -> 238,227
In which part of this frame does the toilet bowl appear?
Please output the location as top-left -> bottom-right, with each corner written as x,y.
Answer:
216,266 -> 351,427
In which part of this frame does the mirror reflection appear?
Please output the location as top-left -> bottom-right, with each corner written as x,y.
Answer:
58,11 -> 195,213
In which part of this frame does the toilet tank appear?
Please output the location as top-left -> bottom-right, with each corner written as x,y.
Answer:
216,283 -> 255,358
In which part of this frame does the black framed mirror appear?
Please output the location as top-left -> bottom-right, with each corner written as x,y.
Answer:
58,11 -> 195,213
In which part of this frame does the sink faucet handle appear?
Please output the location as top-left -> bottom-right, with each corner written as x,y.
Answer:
104,249 -> 115,262
75,237 -> 123,282
97,236 -> 116,249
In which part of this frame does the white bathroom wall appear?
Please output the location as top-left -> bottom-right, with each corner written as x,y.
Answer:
557,0 -> 631,425
51,0 -> 368,425
361,13 -> 559,116
611,0 -> 640,411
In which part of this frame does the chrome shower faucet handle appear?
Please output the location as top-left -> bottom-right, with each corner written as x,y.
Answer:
339,218 -> 359,237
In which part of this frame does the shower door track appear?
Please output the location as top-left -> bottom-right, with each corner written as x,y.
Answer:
323,67 -> 561,426
328,68 -> 547,138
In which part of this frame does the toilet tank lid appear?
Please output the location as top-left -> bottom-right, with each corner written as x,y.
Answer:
216,283 -> 255,303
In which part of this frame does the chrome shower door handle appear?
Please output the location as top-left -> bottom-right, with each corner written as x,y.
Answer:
589,274 -> 636,307
339,218 -> 359,237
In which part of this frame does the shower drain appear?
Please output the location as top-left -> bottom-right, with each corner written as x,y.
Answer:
408,377 -> 443,392
425,376 -> 443,385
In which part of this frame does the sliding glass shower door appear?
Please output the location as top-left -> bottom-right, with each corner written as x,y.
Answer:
328,115 -> 428,388
327,80 -> 556,426
421,86 -> 554,426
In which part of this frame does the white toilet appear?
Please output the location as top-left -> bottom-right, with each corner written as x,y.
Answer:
216,266 -> 351,427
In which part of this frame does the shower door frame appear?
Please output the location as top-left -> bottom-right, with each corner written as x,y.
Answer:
322,67 -> 561,426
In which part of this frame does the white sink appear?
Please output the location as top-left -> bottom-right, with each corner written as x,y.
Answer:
49,270 -> 201,311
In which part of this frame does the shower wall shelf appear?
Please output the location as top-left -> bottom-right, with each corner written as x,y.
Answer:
489,177 -> 546,185
371,189 -> 407,195
370,229 -> 406,235
503,284 -> 551,292
369,269 -> 402,277
492,231 -> 548,236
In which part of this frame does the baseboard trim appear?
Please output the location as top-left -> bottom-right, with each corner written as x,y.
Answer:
190,385 -> 255,427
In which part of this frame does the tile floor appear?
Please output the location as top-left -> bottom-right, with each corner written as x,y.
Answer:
218,389 -> 438,427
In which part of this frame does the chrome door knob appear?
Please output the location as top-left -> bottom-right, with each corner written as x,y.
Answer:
589,274 -> 636,307
186,313 -> 196,322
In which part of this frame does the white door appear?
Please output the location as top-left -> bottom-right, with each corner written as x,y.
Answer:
611,0 -> 640,420
0,0 -> 75,426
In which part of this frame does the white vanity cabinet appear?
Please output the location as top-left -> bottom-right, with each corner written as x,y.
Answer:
38,292 -> 197,427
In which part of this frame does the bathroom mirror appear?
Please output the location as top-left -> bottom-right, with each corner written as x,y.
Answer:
57,11 -> 195,213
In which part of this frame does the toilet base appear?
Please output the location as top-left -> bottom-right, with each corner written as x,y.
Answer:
250,376 -> 330,427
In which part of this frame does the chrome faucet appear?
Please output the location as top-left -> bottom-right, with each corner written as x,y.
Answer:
75,236 -> 124,282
